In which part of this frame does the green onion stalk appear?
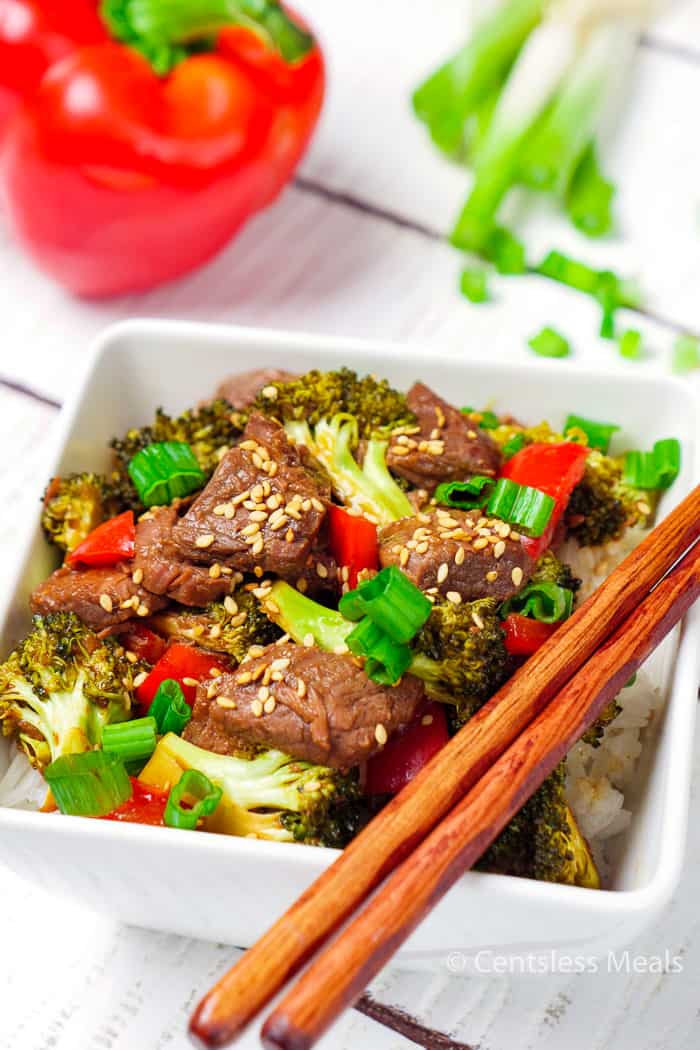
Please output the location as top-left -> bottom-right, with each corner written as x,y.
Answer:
102,0 -> 314,68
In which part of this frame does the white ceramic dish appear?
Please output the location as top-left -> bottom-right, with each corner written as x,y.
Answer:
1,320 -> 698,969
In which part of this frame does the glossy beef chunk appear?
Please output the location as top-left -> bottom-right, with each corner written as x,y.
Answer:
133,505 -> 237,606
379,509 -> 533,603
30,565 -> 166,631
172,415 -> 328,577
184,642 -> 425,771
214,369 -> 298,412
387,382 -> 501,491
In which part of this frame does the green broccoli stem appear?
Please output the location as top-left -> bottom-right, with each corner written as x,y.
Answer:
266,581 -> 354,652
102,0 -> 313,64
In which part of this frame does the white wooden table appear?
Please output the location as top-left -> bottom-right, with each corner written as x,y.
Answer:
1,3 -> 700,1048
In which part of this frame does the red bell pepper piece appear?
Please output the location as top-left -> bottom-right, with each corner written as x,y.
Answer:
327,504 -> 379,590
365,702 -> 449,796
501,442 -> 589,557
502,614 -> 558,656
101,778 -> 168,826
67,510 -> 135,568
0,2 -> 323,297
119,624 -> 168,666
136,642 -> 230,707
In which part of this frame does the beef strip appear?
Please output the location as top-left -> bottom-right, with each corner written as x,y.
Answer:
214,369 -> 298,411
379,508 -> 534,603
172,414 -> 328,577
387,382 -> 501,490
133,505 -> 237,606
184,642 -> 425,770
30,565 -> 166,631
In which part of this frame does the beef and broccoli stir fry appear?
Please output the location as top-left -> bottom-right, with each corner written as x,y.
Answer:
0,366 -> 681,889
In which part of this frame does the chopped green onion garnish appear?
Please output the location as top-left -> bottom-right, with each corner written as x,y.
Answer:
671,334 -> 700,375
345,617 -> 412,686
339,566 -> 432,645
564,414 -> 619,453
486,478 -> 555,537
434,475 -> 494,511
501,580 -> 573,624
618,329 -> 643,361
460,266 -> 490,303
128,441 -> 205,508
502,433 -> 526,460
102,717 -> 158,765
164,769 -> 222,831
623,439 -> 681,491
565,143 -> 615,239
528,326 -> 571,359
478,410 -> 499,430
484,477 -> 520,520
45,751 -> 132,817
149,679 -> 192,736
484,227 -> 527,275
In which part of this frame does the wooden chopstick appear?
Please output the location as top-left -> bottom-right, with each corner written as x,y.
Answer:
189,485 -> 700,1049
262,537 -> 700,1050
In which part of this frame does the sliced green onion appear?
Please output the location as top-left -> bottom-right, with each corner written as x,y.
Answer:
566,142 -> 615,238
528,326 -> 571,358
339,566 -> 432,644
345,617 -> 412,686
623,439 -> 681,491
502,433 -> 527,460
486,478 -> 554,537
164,769 -> 222,831
501,580 -> 573,624
433,475 -> 494,511
478,410 -> 500,430
128,441 -> 205,507
619,329 -> 643,361
102,717 -> 157,764
460,267 -> 490,303
564,414 -> 619,453
149,679 -> 192,736
45,751 -> 132,817
484,226 -> 527,274
671,334 -> 700,375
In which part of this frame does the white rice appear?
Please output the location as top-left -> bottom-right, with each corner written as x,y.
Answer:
561,526 -> 666,882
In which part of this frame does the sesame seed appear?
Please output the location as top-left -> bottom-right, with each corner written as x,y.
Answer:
297,679 -> 307,698
261,385 -> 278,399
221,596 -> 236,616
333,643 -> 349,655
236,671 -> 252,684
316,562 -> 328,578
120,599 -> 134,610
512,566 -> 524,587
270,657 -> 291,671
195,534 -> 215,549
209,624 -> 222,640
136,603 -> 150,617
270,514 -> 289,532
132,671 -> 148,689
99,593 -> 113,613
399,548 -> 409,567
473,537 -> 489,551
252,536 -> 264,556
267,462 -> 278,477
252,453 -> 264,469
191,625 -> 205,638
257,685 -> 270,702
232,491 -> 250,506
263,697 -> 276,714
208,563 -> 221,579
391,445 -> 410,456
493,540 -> 506,559
131,568 -> 144,586
213,504 -> 228,516
251,699 -> 264,717
303,633 -> 315,647
311,497 -> 325,513
416,541 -> 429,554
486,570 -> 498,582
240,440 -> 258,450
446,591 -> 462,604
637,500 -> 651,515
374,723 -> 388,746
510,531 -> 520,542
253,566 -> 264,578
472,611 -> 485,630
421,714 -> 434,726
241,523 -> 260,537
454,547 -> 466,565
297,577 -> 308,594
467,429 -> 478,439
285,528 -> 295,544
207,682 -> 218,698
249,510 -> 268,522
182,677 -> 199,688
436,562 -> 449,584
496,522 -> 511,539
125,650 -> 137,664
217,697 -> 237,710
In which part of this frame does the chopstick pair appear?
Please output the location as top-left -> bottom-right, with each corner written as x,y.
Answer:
190,485 -> 700,1050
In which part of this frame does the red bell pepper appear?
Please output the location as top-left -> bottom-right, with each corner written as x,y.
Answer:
365,701 -> 449,796
101,778 -> 168,825
0,1 -> 323,297
136,642 -> 230,707
119,623 -> 168,666
327,504 -> 379,590
502,613 -> 558,656
67,510 -> 135,567
501,442 -> 589,557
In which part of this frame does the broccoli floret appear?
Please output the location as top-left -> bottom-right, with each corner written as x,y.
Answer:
567,450 -> 656,547
262,581 -> 355,652
286,415 -> 414,525
478,763 -> 600,888
252,367 -> 415,438
140,733 -> 363,847
150,591 -> 281,662
0,613 -> 140,769
111,399 -> 242,508
41,473 -> 122,554
531,550 -> 581,595
409,597 -> 510,727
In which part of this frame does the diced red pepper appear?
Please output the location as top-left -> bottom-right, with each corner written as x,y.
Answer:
136,643 -> 231,707
120,624 -> 167,667
67,510 -> 135,568
502,614 -> 558,656
365,701 -> 449,796
501,442 -> 589,557
101,778 -> 168,826
327,504 -> 379,590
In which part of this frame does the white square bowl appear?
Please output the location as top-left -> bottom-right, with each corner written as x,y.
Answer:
1,319 -> 698,969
